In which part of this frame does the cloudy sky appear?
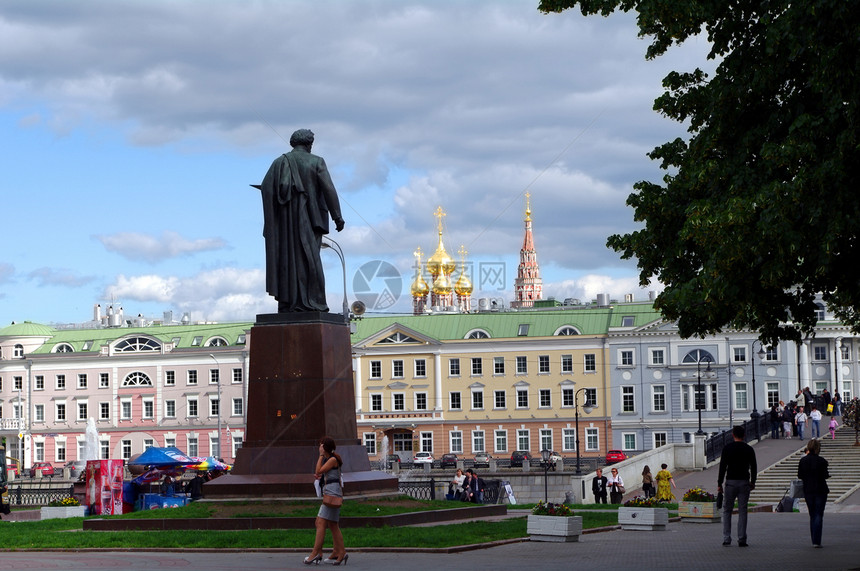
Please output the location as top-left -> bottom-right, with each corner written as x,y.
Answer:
0,0 -> 713,326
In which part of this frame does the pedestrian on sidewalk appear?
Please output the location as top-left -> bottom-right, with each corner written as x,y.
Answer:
641,465 -> 655,498
592,468 -> 608,504
782,403 -> 793,439
607,467 -> 625,504
717,425 -> 757,547
796,406 -> 808,440
829,417 -> 838,440
655,463 -> 676,502
797,439 -> 830,548
810,406 -> 822,439
769,405 -> 781,439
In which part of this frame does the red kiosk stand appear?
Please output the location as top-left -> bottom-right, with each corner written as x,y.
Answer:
85,460 -> 123,515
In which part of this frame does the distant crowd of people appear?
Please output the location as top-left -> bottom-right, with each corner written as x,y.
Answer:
768,387 -> 843,441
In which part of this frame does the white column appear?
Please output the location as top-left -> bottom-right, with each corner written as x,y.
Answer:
353,355 -> 363,411
434,351 -> 443,411
835,338 -> 844,395
799,340 -> 811,393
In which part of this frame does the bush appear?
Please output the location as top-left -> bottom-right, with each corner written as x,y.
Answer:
531,501 -> 574,516
682,487 -> 716,502
48,497 -> 81,507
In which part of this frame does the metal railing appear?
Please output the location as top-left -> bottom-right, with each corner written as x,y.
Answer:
8,484 -> 76,507
705,414 -> 770,462
398,478 -> 436,500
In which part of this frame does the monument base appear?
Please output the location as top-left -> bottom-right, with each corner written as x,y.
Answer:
203,314 -> 398,499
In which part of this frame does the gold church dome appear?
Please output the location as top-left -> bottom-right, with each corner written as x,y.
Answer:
455,271 -> 473,296
432,272 -> 454,295
411,272 -> 430,297
426,206 -> 457,277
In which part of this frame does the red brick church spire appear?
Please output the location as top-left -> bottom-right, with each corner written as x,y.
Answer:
511,192 -> 542,308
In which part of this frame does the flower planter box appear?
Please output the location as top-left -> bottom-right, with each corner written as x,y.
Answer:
527,514 -> 583,542
678,501 -> 721,523
40,506 -> 86,520
618,507 -> 668,531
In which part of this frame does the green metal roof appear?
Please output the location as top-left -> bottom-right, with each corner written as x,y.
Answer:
0,321 -> 55,337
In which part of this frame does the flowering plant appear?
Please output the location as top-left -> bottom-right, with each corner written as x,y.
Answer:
48,496 -> 81,507
531,500 -> 574,517
623,495 -> 660,507
682,487 -> 716,502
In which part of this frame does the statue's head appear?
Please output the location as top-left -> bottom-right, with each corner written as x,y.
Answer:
290,129 -> 315,149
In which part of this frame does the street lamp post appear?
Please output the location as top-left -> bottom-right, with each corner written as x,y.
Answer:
750,341 -> 767,440
321,237 -> 349,323
540,448 -> 551,504
574,387 -> 594,475
694,354 -> 716,436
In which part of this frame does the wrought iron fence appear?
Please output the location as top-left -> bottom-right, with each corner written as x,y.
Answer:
8,485 -> 76,507
705,414 -> 770,462
398,478 -> 436,500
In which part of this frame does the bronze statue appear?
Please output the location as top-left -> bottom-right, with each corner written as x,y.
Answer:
259,129 -> 345,312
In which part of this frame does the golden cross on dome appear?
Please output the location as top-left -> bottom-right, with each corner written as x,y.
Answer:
433,206 -> 446,235
525,191 -> 532,220
458,245 -> 468,262
413,247 -> 424,263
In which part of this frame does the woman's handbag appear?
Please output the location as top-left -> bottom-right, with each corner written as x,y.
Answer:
618,485 -> 626,494
322,494 -> 343,508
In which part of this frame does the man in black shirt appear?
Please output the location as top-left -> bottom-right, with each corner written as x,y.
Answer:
592,468 -> 608,504
717,425 -> 757,547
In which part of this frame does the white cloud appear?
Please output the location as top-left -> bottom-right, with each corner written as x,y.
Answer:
95,231 -> 227,263
27,267 -> 96,288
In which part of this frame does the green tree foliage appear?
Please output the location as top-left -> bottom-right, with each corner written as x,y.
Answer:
539,1 -> 860,344
843,398 -> 860,446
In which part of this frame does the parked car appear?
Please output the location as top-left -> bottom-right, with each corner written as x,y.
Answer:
473,452 -> 492,468
509,450 -> 533,467
540,450 -> 563,471
440,453 -> 459,469
605,450 -> 627,464
64,460 -> 87,479
29,461 -> 55,477
6,457 -> 19,477
383,455 -> 401,469
413,452 -> 434,465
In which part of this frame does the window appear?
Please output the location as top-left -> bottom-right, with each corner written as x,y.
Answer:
621,315 -> 635,327
539,389 -> 551,407
415,392 -> 427,411
621,386 -> 635,412
516,356 -> 527,374
420,432 -> 433,452
100,439 -> 110,459
233,398 -> 244,416
99,373 -> 110,388
392,360 -> 404,378
562,387 -> 574,407
210,437 -> 220,457
142,399 -> 154,419
121,440 -> 132,460
585,428 -> 599,451
34,404 -> 44,423
584,354 -> 596,372
370,361 -> 382,379
764,346 -> 778,361
518,323 -> 529,336
56,441 -> 66,462
165,370 -> 175,386
14,376 -> 22,390
450,431 -> 463,454
188,437 -> 198,457
471,389 -> 484,410
56,374 -> 66,390
653,432 -> 668,448
538,355 -> 550,373
449,358 -> 460,376
516,389 -> 529,408
814,303 -> 825,321
561,354 -> 573,373
466,329 -> 490,339
733,347 -> 747,363
35,375 -> 44,390
556,326 -> 579,336
121,400 -> 132,420
364,433 -> 376,455
652,385 -> 666,412
209,369 -> 220,384
210,396 -> 220,417
393,393 -> 405,411
144,439 -> 154,450
585,388 -> 598,408
191,336 -> 203,346
734,382 -> 748,410
188,397 -> 198,418
165,400 -> 176,418
494,390 -> 506,409
472,430 -> 485,453
540,429 -> 552,451
206,337 -> 227,347
232,368 -> 243,383
115,337 -> 160,352
623,433 -> 637,451
813,345 -> 828,361
650,349 -> 665,366
187,370 -> 198,385
56,402 -> 66,422
123,372 -> 152,387
78,374 -> 87,389
100,402 -> 110,420
766,381 -> 780,408
78,401 -> 88,421
841,344 -> 850,360
619,349 -> 634,366
12,404 -> 20,419
414,359 -> 426,377
563,428 -> 576,451
34,442 -> 45,462
370,394 -> 382,412
471,357 -> 482,375
13,344 -> 24,358
495,430 -> 507,452
449,392 -> 462,410
494,356 -> 505,375
517,429 -> 530,451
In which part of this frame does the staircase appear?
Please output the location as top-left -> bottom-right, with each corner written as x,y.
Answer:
749,426 -> 860,504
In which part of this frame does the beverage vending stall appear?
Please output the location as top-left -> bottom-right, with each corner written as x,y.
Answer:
85,460 -> 123,515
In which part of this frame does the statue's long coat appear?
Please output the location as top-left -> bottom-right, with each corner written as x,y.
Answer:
260,148 -> 342,312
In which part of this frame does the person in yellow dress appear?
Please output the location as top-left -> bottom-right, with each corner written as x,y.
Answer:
655,463 -> 677,502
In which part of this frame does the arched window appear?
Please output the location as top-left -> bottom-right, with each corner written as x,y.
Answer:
13,344 -> 24,358
206,337 -> 228,347
682,349 -> 715,364
123,372 -> 152,387
555,326 -> 580,336
53,343 -> 74,353
114,337 -> 161,353
465,329 -> 490,339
